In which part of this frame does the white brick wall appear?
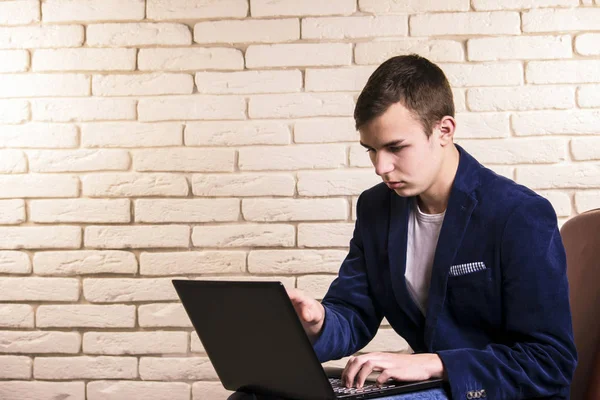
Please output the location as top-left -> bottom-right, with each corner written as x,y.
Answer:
1,1 -> 599,398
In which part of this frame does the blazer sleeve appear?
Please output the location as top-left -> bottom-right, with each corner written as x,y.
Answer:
437,196 -> 578,399
312,194 -> 384,363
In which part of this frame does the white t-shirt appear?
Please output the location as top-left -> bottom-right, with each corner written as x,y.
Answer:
405,198 -> 445,315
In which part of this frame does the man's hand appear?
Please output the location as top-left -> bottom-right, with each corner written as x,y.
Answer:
341,352 -> 446,389
285,288 -> 325,342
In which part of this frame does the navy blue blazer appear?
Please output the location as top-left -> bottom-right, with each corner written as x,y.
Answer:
313,145 -> 577,399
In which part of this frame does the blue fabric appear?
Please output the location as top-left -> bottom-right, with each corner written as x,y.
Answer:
228,388 -> 448,400
312,144 -> 577,400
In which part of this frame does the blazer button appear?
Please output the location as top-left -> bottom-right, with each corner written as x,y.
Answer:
480,389 -> 487,398
466,392 -> 473,399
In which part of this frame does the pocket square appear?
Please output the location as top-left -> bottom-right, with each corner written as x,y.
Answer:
449,262 -> 487,277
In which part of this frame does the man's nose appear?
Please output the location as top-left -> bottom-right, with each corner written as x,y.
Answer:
374,152 -> 394,176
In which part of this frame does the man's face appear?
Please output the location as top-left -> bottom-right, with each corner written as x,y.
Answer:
358,102 -> 444,198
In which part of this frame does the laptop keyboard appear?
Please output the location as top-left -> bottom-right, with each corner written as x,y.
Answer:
329,378 -> 396,398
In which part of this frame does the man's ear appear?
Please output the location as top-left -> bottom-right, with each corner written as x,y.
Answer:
438,116 -> 456,146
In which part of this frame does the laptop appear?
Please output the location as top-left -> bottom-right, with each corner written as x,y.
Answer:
172,280 -> 443,400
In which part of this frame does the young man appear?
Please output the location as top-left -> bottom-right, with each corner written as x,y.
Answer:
286,54 -> 577,399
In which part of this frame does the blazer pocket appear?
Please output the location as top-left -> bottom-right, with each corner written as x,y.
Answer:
449,261 -> 487,277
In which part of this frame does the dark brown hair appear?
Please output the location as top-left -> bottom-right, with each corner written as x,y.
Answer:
354,54 -> 454,135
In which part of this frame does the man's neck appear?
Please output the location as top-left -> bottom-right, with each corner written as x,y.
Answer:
417,146 -> 460,215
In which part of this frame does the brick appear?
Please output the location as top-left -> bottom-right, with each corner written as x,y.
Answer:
140,357 -> 217,380
454,113 -> 510,139
537,191 -> 572,217
361,329 -> 410,353
33,48 -> 135,72
138,48 -> 243,71
355,40 -> 464,64
298,223 -> 354,248
87,23 -> 191,47
248,250 -> 346,274
578,85 -> 600,108
190,332 -> 205,352
0,100 -> 28,124
0,200 -> 25,224
84,278 -> 179,302
512,110 -> 600,136
37,305 -> 135,328
297,275 -> 336,300
243,199 -> 348,222
134,148 -> 235,172
349,144 -> 371,167
517,165 -> 600,189
30,199 -> 130,224
93,73 -> 193,96
32,98 -> 136,122
359,0 -> 468,12
192,224 -> 295,248
135,199 -> 239,222
572,138 -> 600,161
0,227 -> 81,250
43,0 -> 144,22
0,331 -> 80,354
28,149 -> 130,172
0,277 -> 79,301
34,251 -> 137,275
0,305 -> 34,328
303,16 -> 407,39
472,0 -> 577,9
34,356 -> 137,380
526,60 -> 600,84
192,173 -> 295,197
411,12 -> 520,36
352,197 -> 358,220
440,62 -> 523,87
0,356 -> 31,379
193,382 -> 232,400
138,95 -> 246,122
249,93 -> 354,118
298,170 -> 380,196
457,138 -> 566,165
0,50 -> 29,72
0,73 -> 89,98
82,122 -> 183,148
0,251 -> 30,274
252,0 -> 355,16
147,0 -> 248,20
0,175 -> 79,198
138,303 -> 191,327
575,191 -> 600,214
467,86 -> 575,112
239,144 -> 346,171
0,123 -> 78,148
576,34 -> 600,56
82,173 -> 188,197
85,225 -> 190,249
195,70 -> 301,94
0,25 -> 83,49
246,43 -> 352,68
0,150 -> 26,173
294,118 -> 357,143
305,66 -> 376,92
0,0 -> 39,25
0,382 -> 84,400
468,35 -> 571,61
83,332 -> 187,355
523,8 -> 600,32
185,121 -> 290,146
194,19 -> 298,44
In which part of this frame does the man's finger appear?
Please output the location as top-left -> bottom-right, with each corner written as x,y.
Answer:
355,360 -> 378,389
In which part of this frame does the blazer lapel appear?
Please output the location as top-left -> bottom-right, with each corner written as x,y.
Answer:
388,193 -> 426,330
424,145 -> 481,351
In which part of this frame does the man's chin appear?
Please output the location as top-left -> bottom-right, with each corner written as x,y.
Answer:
392,186 -> 415,197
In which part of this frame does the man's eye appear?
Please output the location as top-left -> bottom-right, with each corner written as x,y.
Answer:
389,146 -> 404,153
365,148 -> 375,153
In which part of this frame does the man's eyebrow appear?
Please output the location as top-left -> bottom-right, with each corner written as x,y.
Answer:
359,139 -> 406,149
